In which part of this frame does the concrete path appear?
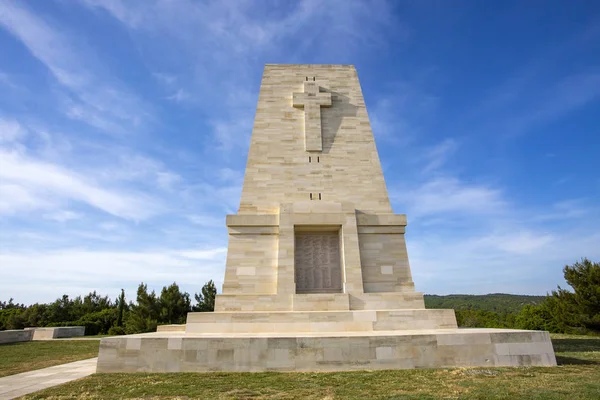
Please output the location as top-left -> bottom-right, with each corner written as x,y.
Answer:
0,358 -> 97,400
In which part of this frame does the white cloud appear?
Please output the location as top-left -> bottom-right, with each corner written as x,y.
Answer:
156,171 -> 182,191
81,0 -> 395,53
0,118 -> 25,143
0,247 -> 227,304
502,72 -> 600,136
211,116 -> 254,150
167,89 -> 193,103
152,72 -> 176,86
392,177 -> 506,219
422,138 -> 458,173
0,71 -> 16,88
43,210 -> 82,222
80,0 -> 145,28
99,222 -> 122,231
475,231 -> 555,255
409,230 -> 600,295
176,248 -> 227,260
1,0 -> 597,304
78,0 -> 397,150
369,97 -> 414,144
217,167 -> 243,183
0,150 -> 162,220
0,183 -> 53,214
0,2 -> 148,134
187,214 -> 225,228
532,199 -> 590,222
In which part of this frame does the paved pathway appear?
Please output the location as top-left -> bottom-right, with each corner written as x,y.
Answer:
0,358 -> 97,400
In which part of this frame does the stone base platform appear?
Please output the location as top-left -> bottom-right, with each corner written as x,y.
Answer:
186,309 -> 458,334
96,328 -> 556,373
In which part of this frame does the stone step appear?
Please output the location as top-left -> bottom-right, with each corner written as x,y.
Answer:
185,309 -> 457,334
96,328 -> 557,372
215,292 -> 426,312
157,324 -> 186,332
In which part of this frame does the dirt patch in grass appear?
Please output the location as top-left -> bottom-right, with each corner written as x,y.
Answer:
0,340 -> 99,377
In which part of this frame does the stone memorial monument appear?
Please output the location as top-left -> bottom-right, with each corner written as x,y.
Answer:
97,64 -> 556,372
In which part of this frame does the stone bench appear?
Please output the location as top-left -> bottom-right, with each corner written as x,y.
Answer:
157,324 -> 186,332
0,329 -> 34,344
25,326 -> 85,340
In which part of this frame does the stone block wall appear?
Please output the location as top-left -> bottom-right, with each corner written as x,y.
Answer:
30,326 -> 85,340
238,65 -> 392,215
0,329 -> 34,344
96,329 -> 556,373
221,233 -> 279,295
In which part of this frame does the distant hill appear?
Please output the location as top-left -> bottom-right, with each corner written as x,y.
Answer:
424,293 -> 547,314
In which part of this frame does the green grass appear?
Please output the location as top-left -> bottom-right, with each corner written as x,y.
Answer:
0,340 -> 99,377
551,334 -> 600,365
15,334 -> 600,399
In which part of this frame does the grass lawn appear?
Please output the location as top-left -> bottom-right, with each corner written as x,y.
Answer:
16,334 -> 600,399
0,340 -> 100,378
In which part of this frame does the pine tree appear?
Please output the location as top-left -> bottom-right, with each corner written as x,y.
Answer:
194,280 -> 217,312
547,258 -> 600,332
116,289 -> 125,327
125,283 -> 159,334
158,282 -> 191,324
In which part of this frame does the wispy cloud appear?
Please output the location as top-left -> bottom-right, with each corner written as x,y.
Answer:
0,1 -> 149,135
0,118 -> 25,143
43,210 -> 82,222
79,0 -> 397,150
1,1 -> 598,304
167,88 -> 193,103
392,177 -> 506,219
502,72 -> 600,136
422,138 -> 459,173
186,214 -> 225,228
0,149 -> 162,220
0,247 -> 227,303
0,71 -> 18,89
0,182 -> 53,215
152,72 -> 176,86
531,199 -> 590,222
410,230 -> 600,295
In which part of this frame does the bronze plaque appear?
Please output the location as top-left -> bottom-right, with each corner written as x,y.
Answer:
294,232 -> 342,293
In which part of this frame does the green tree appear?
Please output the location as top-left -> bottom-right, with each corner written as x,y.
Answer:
47,295 -> 74,323
542,258 -> 600,333
73,308 -> 118,335
0,298 -> 25,310
159,282 -> 191,324
116,289 -> 126,327
83,291 -> 112,314
515,304 -> 554,331
125,283 -> 159,334
194,280 -> 217,312
0,308 -> 25,330
20,303 -> 49,328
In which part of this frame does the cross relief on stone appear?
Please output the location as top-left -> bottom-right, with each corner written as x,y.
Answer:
293,81 -> 332,152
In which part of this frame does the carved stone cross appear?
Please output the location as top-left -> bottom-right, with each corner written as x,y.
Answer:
293,81 -> 332,152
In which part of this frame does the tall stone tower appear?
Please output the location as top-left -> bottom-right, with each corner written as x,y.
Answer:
215,64 -> 424,312
97,65 -> 557,373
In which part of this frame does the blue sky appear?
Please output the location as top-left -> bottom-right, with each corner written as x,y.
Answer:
0,0 -> 599,304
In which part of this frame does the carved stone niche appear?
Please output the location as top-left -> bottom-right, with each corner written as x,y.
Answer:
294,226 -> 342,294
